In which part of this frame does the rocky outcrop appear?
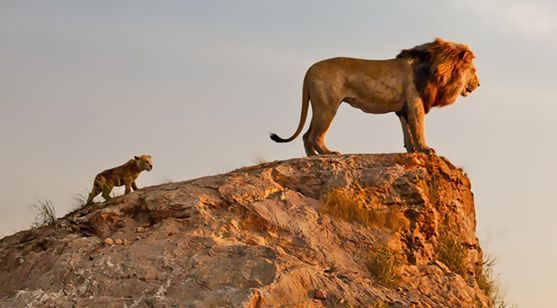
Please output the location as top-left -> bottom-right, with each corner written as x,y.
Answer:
0,154 -> 490,307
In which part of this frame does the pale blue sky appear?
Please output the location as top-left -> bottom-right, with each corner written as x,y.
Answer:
1,1 -> 556,306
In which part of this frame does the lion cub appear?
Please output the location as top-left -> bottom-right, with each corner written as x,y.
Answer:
86,155 -> 153,205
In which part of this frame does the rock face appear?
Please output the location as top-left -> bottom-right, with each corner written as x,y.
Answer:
0,154 -> 490,307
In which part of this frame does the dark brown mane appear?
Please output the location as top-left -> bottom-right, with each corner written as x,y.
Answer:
397,38 -> 476,113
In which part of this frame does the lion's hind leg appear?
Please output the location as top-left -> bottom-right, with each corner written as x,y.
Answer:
307,99 -> 341,155
101,189 -> 113,202
101,181 -> 114,202
86,185 -> 101,205
302,124 -> 318,156
86,175 -> 105,205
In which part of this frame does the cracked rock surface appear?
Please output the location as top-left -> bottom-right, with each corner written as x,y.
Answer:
0,154 -> 490,307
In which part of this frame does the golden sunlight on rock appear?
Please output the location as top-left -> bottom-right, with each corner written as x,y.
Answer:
0,154 -> 491,307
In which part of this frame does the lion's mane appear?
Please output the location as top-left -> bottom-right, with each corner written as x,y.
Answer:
397,38 -> 476,113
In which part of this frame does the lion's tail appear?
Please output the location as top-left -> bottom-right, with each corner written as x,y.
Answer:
270,75 -> 310,143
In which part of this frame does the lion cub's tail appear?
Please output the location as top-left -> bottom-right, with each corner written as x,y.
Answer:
270,75 -> 310,143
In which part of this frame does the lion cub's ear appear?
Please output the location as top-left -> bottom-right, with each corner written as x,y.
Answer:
134,155 -> 139,160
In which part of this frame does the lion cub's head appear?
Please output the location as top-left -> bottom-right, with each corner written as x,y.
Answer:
134,155 -> 153,171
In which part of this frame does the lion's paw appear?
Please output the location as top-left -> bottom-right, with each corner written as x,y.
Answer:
420,147 -> 436,155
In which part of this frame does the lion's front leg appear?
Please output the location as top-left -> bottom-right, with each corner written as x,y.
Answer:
124,178 -> 133,194
397,114 -> 415,153
406,97 -> 435,154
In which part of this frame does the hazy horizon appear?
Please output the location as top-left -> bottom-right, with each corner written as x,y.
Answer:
1,1 -> 556,306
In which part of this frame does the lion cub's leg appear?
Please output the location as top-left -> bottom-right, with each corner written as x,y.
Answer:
124,182 -> 132,194
87,175 -> 106,204
101,182 -> 114,202
124,177 -> 136,194
101,190 -> 113,202
131,181 -> 138,191
86,185 -> 101,205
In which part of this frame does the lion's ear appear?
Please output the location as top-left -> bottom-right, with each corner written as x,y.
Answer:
460,50 -> 473,62
134,155 -> 139,160
396,49 -> 411,59
397,48 -> 430,60
434,38 -> 446,45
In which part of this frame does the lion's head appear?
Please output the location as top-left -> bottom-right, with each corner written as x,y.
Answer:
397,38 -> 479,113
134,155 -> 153,171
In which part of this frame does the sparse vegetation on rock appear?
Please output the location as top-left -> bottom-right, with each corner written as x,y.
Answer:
366,245 -> 403,287
30,200 -> 56,228
321,185 -> 409,232
477,254 -> 509,307
435,232 -> 467,275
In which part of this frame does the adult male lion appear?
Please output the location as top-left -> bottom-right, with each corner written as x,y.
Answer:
270,38 -> 480,155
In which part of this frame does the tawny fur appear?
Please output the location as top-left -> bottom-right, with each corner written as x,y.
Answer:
270,38 -> 480,156
86,155 -> 153,205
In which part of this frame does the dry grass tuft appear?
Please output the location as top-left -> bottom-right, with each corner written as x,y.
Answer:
31,200 -> 57,228
384,209 -> 409,231
476,254 -> 509,307
320,186 -> 408,231
73,192 -> 89,209
435,232 -> 467,275
476,255 -> 495,297
366,245 -> 403,287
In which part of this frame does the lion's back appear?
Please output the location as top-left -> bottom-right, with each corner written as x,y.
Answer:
94,160 -> 134,184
